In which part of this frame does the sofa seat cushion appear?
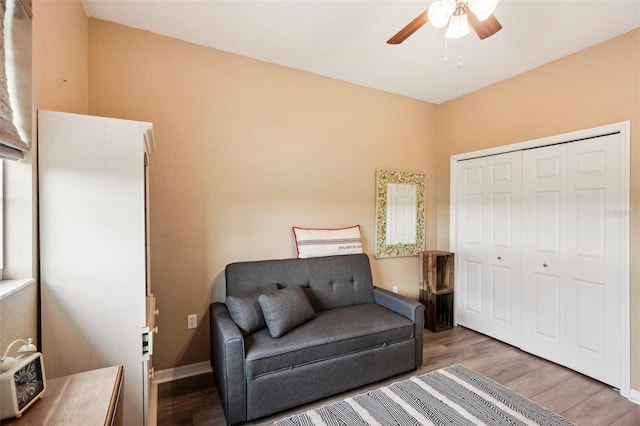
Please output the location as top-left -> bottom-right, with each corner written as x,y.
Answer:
244,303 -> 414,379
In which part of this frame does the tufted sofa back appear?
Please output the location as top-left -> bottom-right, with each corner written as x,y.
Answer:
225,254 -> 375,311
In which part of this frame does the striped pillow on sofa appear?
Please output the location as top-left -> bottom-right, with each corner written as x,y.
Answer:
292,225 -> 363,258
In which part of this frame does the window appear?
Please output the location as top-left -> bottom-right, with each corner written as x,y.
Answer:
0,0 -> 31,284
0,160 -> 3,280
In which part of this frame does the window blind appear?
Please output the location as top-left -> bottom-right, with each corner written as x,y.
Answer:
0,0 -> 30,161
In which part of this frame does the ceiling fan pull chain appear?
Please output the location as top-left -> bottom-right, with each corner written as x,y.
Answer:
443,34 -> 448,63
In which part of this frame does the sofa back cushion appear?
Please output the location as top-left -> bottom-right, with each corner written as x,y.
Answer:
225,254 -> 374,311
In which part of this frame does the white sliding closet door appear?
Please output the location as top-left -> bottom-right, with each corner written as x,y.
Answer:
456,152 -> 522,346
521,133 -> 624,386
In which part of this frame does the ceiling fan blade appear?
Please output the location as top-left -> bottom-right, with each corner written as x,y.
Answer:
464,5 -> 503,40
387,10 -> 428,44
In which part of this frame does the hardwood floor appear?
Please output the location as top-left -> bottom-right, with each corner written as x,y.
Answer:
157,326 -> 640,425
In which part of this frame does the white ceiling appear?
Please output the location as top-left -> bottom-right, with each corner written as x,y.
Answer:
81,0 -> 640,104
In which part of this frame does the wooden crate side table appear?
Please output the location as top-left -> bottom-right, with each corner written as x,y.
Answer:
420,251 -> 455,332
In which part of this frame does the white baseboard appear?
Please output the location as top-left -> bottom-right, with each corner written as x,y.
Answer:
629,388 -> 640,405
153,361 -> 212,384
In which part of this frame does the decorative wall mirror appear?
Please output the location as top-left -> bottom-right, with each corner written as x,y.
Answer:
375,169 -> 426,258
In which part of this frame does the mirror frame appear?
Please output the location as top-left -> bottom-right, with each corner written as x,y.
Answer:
374,169 -> 426,258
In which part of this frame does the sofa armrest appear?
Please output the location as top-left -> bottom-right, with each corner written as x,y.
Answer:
210,302 -> 246,425
373,287 -> 424,366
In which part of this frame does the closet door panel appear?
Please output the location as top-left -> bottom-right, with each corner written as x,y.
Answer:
572,278 -> 604,352
489,193 -> 511,247
574,189 -> 605,257
521,144 -> 567,362
531,272 -> 562,341
456,152 -> 521,344
456,158 -> 487,330
461,260 -> 484,315
485,152 -> 521,345
489,265 -> 512,323
564,134 -> 623,386
534,191 -> 561,254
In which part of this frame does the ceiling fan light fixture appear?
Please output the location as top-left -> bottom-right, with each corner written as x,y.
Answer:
446,12 -> 470,39
428,0 -> 456,28
468,0 -> 499,21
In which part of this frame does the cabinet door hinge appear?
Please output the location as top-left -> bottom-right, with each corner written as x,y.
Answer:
142,326 -> 154,360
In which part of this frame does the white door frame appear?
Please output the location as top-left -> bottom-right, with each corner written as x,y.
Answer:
449,121 -> 630,399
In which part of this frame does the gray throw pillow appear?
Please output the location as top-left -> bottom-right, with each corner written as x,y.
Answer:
258,286 -> 315,338
226,283 -> 279,335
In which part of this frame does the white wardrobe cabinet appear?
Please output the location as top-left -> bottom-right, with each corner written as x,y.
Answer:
454,128 -> 628,391
38,110 -> 158,425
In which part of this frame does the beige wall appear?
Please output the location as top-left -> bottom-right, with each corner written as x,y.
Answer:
26,2 -> 640,393
436,29 -> 640,389
87,20 -> 439,369
1,0 -> 88,352
0,284 -> 38,353
33,0 -> 89,113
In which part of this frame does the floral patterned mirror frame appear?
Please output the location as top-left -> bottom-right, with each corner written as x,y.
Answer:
374,169 -> 426,258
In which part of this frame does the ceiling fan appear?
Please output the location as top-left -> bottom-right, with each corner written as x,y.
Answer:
387,0 -> 502,44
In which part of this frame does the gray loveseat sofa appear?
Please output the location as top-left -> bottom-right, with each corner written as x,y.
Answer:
209,253 -> 424,424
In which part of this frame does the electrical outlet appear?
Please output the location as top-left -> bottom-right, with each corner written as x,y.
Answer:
187,314 -> 197,329
392,286 -> 399,294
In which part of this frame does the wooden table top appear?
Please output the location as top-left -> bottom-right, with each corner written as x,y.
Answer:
1,365 -> 123,426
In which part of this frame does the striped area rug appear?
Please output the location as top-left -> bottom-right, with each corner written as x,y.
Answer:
275,364 -> 574,426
